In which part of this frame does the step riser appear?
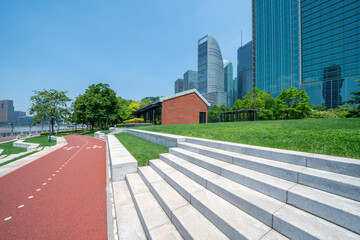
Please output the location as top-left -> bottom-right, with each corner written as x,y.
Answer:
287,191 -> 360,234
160,154 -> 275,227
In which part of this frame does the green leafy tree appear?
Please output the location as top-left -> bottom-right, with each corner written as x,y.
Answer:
139,98 -> 152,107
207,105 -> 221,122
345,79 -> 360,105
278,87 -> 312,119
73,83 -> 118,130
313,104 -> 327,111
30,89 -> 71,140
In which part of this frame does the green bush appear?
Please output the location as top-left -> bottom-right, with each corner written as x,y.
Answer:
308,110 -> 339,119
40,129 -> 83,135
123,118 -> 145,124
349,105 -> 360,118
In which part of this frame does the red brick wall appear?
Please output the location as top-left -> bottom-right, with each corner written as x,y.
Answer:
162,93 -> 208,125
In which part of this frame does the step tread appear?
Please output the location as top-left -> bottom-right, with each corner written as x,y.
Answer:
112,181 -> 146,240
273,204 -> 360,240
139,166 -> 228,239
126,173 -> 182,239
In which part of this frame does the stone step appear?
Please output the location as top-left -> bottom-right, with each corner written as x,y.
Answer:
125,173 -> 182,240
184,138 -> 360,178
273,204 -> 360,240
146,161 -> 277,240
157,155 -> 360,239
167,148 -> 360,232
171,146 -> 304,182
112,181 -> 146,239
288,184 -> 360,234
172,146 -> 360,201
159,153 -> 285,227
138,166 -> 230,240
170,147 -> 296,202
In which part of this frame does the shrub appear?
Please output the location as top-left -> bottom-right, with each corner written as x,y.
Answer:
123,118 -> 145,124
39,129 -> 83,135
308,110 -> 339,119
349,105 -> 360,118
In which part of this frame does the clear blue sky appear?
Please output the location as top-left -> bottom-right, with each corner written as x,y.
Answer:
0,0 -> 252,114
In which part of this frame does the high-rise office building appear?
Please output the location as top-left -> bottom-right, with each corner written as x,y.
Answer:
198,35 -> 227,106
237,41 -> 253,99
223,60 -> 234,107
175,78 -> 185,94
233,77 -> 238,104
252,0 -> 360,108
0,100 -> 15,123
183,70 -> 198,91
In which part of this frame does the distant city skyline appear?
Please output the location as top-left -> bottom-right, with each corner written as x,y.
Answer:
0,0 -> 252,114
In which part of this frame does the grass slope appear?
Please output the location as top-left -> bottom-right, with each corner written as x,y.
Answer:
115,133 -> 168,166
137,118 -> 360,159
0,141 -> 27,155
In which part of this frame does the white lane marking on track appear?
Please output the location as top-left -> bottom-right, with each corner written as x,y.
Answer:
56,170 -> 59,172
36,189 -> 41,191
18,205 -> 24,208
28,196 -> 34,199
48,178 -> 51,180
4,217 -> 12,221
52,174 -> 56,176
42,183 -> 47,185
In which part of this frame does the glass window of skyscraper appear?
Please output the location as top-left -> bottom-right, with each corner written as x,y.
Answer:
253,0 -> 360,108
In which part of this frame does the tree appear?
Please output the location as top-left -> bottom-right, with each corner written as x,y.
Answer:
207,105 -> 221,122
345,79 -> 360,105
30,89 -> 71,141
73,83 -> 118,130
277,87 -> 312,119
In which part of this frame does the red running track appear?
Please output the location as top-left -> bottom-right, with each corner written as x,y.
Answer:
0,135 -> 107,240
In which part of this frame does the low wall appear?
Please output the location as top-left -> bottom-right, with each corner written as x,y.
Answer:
124,129 -> 185,148
107,135 -> 137,181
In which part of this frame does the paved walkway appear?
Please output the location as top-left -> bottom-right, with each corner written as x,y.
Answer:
0,135 -> 107,240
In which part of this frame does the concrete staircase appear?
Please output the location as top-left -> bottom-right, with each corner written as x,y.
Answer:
117,137 -> 360,239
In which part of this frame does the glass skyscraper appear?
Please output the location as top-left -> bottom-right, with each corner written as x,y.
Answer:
237,41 -> 253,99
174,78 -> 184,94
223,60 -> 234,107
198,35 -> 226,106
253,0 -> 360,108
183,70 -> 198,91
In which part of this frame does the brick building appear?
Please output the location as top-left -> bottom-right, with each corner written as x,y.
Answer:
133,89 -> 210,125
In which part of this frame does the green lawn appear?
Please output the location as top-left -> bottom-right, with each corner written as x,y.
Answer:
24,135 -> 57,147
137,118 -> 360,159
0,141 -> 27,155
115,133 -> 168,166
101,130 -> 111,134
81,131 -> 95,137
